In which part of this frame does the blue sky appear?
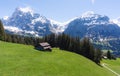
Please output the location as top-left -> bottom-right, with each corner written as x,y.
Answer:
0,0 -> 120,22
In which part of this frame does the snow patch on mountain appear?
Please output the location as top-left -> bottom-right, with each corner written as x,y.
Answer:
4,26 -> 23,33
18,7 -> 33,13
49,19 -> 67,33
32,17 -> 47,24
24,30 -> 35,34
50,19 -> 62,25
15,7 -> 34,17
81,11 -> 95,18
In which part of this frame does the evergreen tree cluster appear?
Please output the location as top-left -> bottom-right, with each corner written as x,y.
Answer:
44,33 -> 102,64
106,50 -> 116,60
0,20 -> 5,41
5,34 -> 43,45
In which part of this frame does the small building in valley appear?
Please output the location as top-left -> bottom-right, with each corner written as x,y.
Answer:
35,42 -> 52,51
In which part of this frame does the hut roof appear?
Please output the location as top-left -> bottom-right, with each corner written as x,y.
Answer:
39,42 -> 50,47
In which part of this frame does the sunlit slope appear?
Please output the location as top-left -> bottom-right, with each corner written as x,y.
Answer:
0,41 -> 115,76
102,59 -> 120,74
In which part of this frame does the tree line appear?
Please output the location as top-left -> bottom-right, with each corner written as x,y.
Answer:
0,20 -> 102,64
44,33 -> 102,64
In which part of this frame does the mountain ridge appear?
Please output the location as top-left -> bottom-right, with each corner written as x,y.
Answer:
2,7 -> 120,36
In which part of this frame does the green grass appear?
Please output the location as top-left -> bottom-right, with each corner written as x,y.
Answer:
102,59 -> 120,74
0,41 -> 116,76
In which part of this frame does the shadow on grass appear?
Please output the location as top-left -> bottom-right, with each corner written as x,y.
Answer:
34,47 -> 52,52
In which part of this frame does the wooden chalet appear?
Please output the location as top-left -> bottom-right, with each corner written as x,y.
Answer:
35,42 -> 52,51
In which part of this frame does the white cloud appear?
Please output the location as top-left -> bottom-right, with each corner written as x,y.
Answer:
91,0 -> 95,4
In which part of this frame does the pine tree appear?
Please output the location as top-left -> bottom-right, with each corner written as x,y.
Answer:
5,34 -> 12,42
81,38 -> 91,57
94,48 -> 102,64
107,50 -> 112,59
0,20 -> 5,41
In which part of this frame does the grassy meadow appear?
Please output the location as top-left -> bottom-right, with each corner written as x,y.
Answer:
102,59 -> 120,74
0,41 -> 116,76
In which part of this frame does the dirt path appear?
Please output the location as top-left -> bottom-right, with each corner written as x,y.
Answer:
102,63 -> 120,76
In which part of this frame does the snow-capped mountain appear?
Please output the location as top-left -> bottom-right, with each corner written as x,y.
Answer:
2,7 -> 64,37
64,11 -> 120,41
2,8 -> 120,40
63,11 -> 120,53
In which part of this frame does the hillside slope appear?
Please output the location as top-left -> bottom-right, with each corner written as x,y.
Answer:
0,41 -> 116,76
102,59 -> 120,75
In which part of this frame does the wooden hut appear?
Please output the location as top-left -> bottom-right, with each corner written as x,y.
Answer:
35,42 -> 52,51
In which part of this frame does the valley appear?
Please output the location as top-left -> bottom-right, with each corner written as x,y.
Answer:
2,8 -> 120,56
